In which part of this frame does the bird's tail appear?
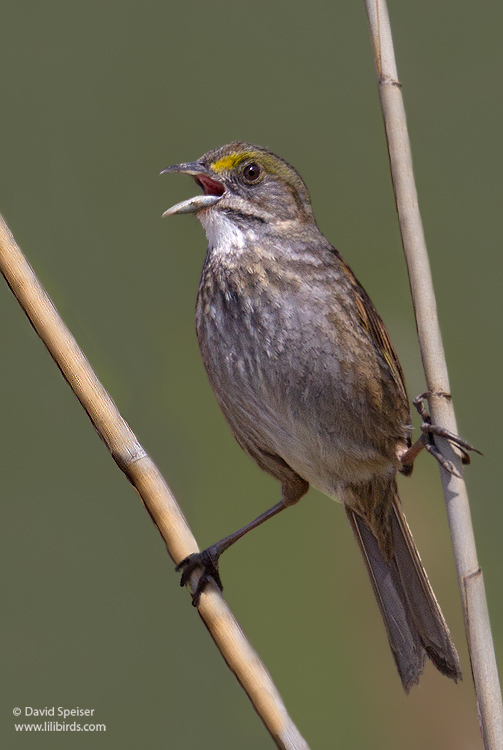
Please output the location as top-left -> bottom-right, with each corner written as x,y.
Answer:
346,496 -> 461,692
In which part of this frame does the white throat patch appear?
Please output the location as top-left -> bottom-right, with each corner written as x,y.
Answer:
198,209 -> 251,255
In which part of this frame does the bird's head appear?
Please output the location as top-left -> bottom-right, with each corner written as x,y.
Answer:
162,142 -> 315,228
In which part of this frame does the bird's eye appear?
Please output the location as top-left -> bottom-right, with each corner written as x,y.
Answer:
242,162 -> 261,183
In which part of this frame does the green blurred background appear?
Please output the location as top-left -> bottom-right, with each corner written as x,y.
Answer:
1,1 -> 501,748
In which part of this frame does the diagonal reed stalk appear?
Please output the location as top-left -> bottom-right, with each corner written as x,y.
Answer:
364,2 -> 503,747
0,214 -> 310,750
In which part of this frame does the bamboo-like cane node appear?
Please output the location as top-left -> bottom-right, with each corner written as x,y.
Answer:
364,2 -> 503,747
0,214 -> 310,750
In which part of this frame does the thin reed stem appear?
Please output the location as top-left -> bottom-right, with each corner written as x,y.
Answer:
0,214 -> 310,750
364,2 -> 503,747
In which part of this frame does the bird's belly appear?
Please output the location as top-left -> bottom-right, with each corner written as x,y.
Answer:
258,406 -> 392,499
208,361 -> 393,500
278,437 -> 391,500
196,278 -> 401,499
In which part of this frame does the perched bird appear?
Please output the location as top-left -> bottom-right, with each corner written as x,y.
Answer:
162,141 -> 465,691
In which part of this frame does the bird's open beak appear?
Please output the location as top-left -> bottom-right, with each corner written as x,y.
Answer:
161,161 -> 225,217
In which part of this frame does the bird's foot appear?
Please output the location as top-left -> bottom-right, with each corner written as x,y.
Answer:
413,392 -> 482,476
176,546 -> 223,606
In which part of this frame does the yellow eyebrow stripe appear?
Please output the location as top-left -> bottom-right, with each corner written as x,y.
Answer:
211,152 -> 254,173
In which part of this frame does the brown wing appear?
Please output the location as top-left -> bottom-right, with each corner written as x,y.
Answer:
336,252 -> 409,405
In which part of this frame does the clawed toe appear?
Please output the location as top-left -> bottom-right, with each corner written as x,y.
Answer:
413,392 -> 482,476
176,547 -> 223,606
424,441 -> 461,477
420,422 -> 482,457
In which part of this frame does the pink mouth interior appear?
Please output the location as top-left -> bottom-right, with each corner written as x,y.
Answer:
195,175 -> 225,197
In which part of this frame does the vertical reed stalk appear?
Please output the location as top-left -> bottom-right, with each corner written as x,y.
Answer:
364,2 -> 503,747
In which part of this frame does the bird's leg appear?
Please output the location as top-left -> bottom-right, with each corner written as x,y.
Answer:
176,499 -> 291,606
407,392 -> 481,476
400,432 -> 461,476
398,434 -> 427,473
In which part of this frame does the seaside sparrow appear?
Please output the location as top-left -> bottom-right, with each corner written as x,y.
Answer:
162,141 -> 468,691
